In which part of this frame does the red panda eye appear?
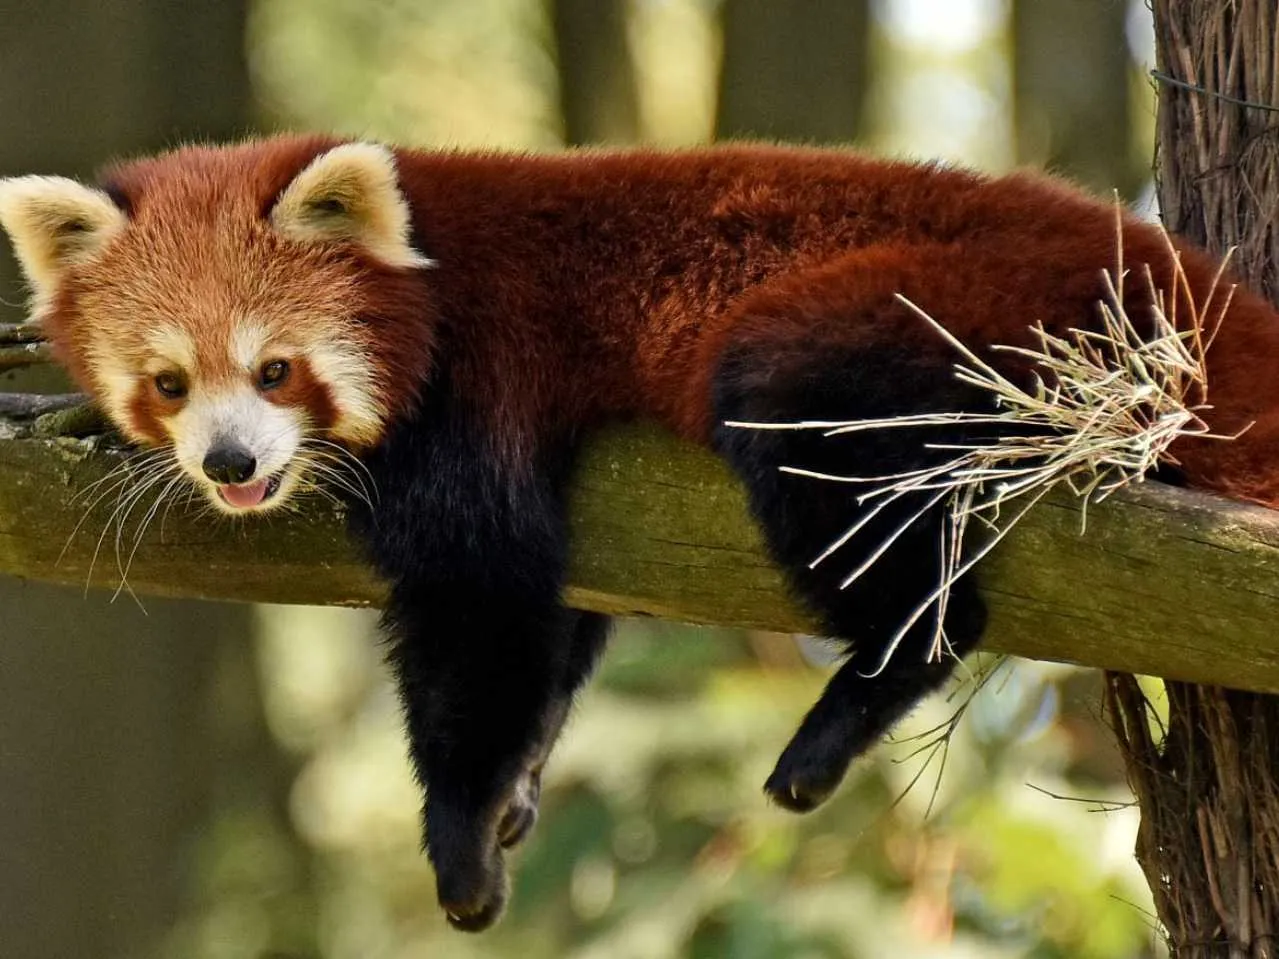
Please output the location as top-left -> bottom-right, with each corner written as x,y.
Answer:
154,372 -> 187,399
259,359 -> 290,390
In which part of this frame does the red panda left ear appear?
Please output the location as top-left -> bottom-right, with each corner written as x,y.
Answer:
270,142 -> 435,270
0,176 -> 127,309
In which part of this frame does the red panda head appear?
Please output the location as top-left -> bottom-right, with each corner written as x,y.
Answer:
0,137 -> 436,513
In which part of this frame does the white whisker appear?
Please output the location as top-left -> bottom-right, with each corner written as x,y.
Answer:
113,469 -> 189,601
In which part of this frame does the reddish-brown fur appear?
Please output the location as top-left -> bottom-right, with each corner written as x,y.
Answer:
405,143 -> 1278,503
46,136 -> 1279,502
121,355 -> 338,447
50,136 -> 435,441
125,381 -> 176,446
20,134 -> 1279,933
263,357 -> 341,433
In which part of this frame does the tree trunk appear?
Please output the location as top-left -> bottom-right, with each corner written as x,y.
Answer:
715,0 -> 870,143
1108,2 -> 1279,955
550,0 -> 640,145
1152,1 -> 1279,305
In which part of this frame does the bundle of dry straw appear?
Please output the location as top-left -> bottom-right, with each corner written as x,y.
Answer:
731,210 -> 1239,677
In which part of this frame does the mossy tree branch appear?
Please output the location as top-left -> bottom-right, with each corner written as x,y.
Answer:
2,408 -> 1279,692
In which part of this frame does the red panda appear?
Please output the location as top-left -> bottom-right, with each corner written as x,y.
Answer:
2,135 -> 1278,931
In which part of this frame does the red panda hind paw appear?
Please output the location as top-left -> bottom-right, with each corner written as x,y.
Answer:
495,767 -> 542,849
763,746 -> 846,813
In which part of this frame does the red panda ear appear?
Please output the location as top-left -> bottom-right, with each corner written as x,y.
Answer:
270,142 -> 435,270
0,176 -> 127,308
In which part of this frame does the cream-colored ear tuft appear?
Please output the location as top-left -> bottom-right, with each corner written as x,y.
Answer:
0,176 -> 127,304
270,142 -> 435,270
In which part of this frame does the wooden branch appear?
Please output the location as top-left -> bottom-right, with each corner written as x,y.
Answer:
0,323 -> 45,345
2,422 -> 1279,692
0,392 -> 89,419
0,343 -> 55,371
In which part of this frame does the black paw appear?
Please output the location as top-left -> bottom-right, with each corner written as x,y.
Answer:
429,766 -> 548,931
434,842 -> 509,933
497,767 -> 542,849
763,752 -> 846,813
763,713 -> 866,813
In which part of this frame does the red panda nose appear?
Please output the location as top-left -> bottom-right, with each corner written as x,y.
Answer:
202,444 -> 257,485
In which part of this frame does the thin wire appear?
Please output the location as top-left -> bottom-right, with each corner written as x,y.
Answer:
1150,69 -> 1279,114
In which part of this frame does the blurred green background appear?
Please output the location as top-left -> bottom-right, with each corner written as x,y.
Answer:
0,2 -> 1169,957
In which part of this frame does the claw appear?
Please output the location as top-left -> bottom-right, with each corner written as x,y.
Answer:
496,767 -> 542,849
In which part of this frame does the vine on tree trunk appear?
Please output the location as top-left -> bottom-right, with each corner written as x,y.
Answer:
1109,2 -> 1279,955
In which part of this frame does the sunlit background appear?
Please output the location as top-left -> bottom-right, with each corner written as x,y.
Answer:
0,1 -> 1171,957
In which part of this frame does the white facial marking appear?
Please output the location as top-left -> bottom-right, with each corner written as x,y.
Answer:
144,325 -> 197,373
232,321 -> 270,372
92,359 -> 139,437
307,338 -> 386,446
171,385 -> 305,513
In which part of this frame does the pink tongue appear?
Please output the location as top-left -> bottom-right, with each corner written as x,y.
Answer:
220,479 -> 269,508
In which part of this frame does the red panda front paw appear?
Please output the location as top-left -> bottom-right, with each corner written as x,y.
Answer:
432,836 -> 509,932
428,766 -> 545,931
427,796 -> 512,932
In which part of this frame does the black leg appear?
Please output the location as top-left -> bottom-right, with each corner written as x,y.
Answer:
386,589 -> 605,930
349,391 -> 610,931
561,611 -> 612,697
713,321 -> 996,812
494,610 -> 611,850
764,578 -> 986,810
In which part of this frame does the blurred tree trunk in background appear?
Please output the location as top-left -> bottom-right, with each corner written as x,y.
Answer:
1013,1 -> 1144,198
550,0 -> 640,145
1109,2 -> 1279,954
0,589 -> 255,959
716,0 -> 870,143
0,3 -> 267,958
0,0 -> 249,187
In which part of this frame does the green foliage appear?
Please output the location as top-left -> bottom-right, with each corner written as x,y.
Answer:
157,607 -> 1161,959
